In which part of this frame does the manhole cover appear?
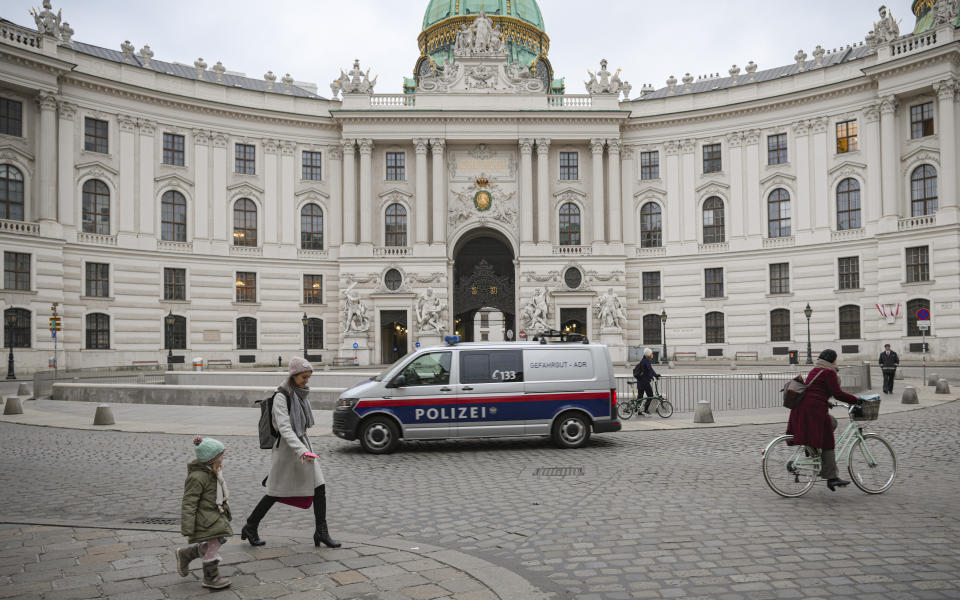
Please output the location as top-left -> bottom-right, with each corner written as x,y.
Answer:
126,517 -> 179,525
532,467 -> 584,477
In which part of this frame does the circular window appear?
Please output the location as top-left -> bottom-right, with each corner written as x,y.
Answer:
384,269 -> 403,291
564,267 -> 582,289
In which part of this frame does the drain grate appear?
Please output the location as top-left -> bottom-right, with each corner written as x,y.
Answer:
533,467 -> 584,477
126,517 -> 179,525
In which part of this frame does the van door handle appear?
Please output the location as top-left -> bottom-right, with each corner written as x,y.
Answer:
440,387 -> 452,392
462,386 -> 474,391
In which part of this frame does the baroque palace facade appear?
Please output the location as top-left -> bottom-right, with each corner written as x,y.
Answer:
1,0 -> 959,371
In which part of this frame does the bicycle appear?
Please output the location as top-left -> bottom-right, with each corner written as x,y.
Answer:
761,395 -> 896,497
618,378 -> 673,419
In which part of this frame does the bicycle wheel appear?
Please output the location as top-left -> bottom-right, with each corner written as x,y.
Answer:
762,435 -> 818,497
656,399 -> 673,418
617,400 -> 635,420
848,433 -> 897,494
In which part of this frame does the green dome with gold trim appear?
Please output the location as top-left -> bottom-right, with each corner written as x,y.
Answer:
422,0 -> 544,31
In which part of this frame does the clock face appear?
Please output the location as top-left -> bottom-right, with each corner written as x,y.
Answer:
534,58 -> 551,93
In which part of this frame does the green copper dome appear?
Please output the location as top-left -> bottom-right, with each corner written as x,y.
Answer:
422,0 -> 544,32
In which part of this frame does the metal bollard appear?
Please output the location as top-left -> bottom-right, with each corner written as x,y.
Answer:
900,386 -> 919,405
935,379 -> 950,394
3,396 -> 23,415
93,404 -> 116,426
694,400 -> 714,424
927,373 -> 939,386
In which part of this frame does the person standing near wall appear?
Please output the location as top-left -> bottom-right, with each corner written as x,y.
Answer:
879,344 -> 900,394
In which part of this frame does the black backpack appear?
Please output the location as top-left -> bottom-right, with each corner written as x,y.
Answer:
255,388 -> 289,449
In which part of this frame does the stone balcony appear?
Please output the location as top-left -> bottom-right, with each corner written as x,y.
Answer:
0,21 -> 43,50
698,242 -> 729,254
552,245 -> 593,256
157,240 -> 193,253
76,231 -> 117,246
762,236 -> 795,249
373,246 -> 412,258
635,246 -> 666,257
831,228 -> 866,241
0,219 -> 40,236
230,245 -> 262,257
898,214 -> 937,232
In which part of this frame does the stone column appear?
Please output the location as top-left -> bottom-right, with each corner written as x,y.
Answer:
342,139 -> 357,244
607,139 -> 622,243
590,138 -> 606,243
138,119 -> 156,235
743,131 -> 761,237
519,138 -> 535,244
36,91 -> 58,222
326,144 -> 343,248
118,116 -> 138,233
727,133 -> 744,238
664,141 -> 681,243
358,139 -> 374,245
793,121 -> 811,232
280,142 -> 296,245
192,130 -> 210,240
263,140 -> 279,245
934,80 -> 957,214
811,117 -> 829,230
880,95 -> 900,218
864,104 -> 882,226
680,139 -> 696,242
414,138 -> 429,245
212,133 -> 228,241
430,139 -> 446,244
620,145 -> 635,244
535,138 -> 550,244
56,101 -> 76,227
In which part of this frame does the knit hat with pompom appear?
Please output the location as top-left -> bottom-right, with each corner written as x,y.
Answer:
193,436 -> 225,463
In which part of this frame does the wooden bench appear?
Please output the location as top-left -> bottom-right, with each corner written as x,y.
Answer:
333,357 -> 358,367
205,359 -> 233,369
734,351 -> 759,360
674,352 -> 697,361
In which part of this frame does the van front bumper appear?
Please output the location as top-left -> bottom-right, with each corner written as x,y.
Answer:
332,410 -> 359,441
593,420 -> 621,433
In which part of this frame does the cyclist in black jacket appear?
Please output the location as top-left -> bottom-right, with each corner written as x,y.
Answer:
632,348 -> 660,416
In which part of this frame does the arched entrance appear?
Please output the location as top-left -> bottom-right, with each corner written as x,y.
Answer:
453,230 -> 515,342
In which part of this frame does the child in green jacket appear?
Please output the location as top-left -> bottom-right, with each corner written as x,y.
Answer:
176,436 -> 233,589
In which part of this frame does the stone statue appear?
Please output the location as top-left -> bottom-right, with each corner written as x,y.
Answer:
454,11 -> 507,56
30,0 -> 62,38
416,288 -> 446,335
331,60 -> 377,97
341,281 -> 371,334
473,10 -> 493,50
871,5 -> 900,44
520,288 -> 550,332
596,288 -> 627,329
585,59 -> 630,97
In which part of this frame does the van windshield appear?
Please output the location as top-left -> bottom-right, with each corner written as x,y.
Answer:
372,357 -> 407,382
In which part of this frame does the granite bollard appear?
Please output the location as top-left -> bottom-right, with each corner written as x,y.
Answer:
3,396 -> 23,415
93,404 -> 116,426
900,386 -> 918,405
694,400 -> 714,424
935,379 -> 950,394
927,373 -> 939,386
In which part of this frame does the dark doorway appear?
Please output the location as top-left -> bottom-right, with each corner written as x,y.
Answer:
560,307 -> 587,339
453,231 -> 515,342
380,310 -> 408,364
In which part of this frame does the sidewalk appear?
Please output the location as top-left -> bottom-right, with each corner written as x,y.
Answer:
2,379 -> 953,437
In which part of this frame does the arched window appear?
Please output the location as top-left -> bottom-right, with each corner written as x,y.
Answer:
643,314 -> 662,346
907,298 -> 931,337
768,189 -> 791,238
558,202 -> 581,246
911,165 -> 938,216
836,178 -> 861,230
233,198 -> 257,246
702,197 -> 725,244
839,305 -> 861,340
306,317 -> 324,349
0,164 -> 25,221
770,309 -> 790,342
165,314 -> 187,350
3,308 -> 30,348
237,317 -> 257,350
301,203 -> 324,250
640,202 -> 662,248
82,179 -> 110,234
385,203 -> 407,247
85,313 -> 110,349
161,190 -> 187,242
705,312 -> 725,344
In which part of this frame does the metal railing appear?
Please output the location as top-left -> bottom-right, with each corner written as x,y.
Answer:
33,364 -> 167,398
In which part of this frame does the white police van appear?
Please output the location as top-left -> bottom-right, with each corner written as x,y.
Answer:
332,333 -> 621,454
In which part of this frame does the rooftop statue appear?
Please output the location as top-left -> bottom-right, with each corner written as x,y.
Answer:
30,0 -> 62,39
585,59 -> 630,98
330,59 -> 377,97
454,11 -> 507,56
868,5 -> 901,46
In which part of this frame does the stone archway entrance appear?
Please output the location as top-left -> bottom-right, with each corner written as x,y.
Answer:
453,231 -> 515,342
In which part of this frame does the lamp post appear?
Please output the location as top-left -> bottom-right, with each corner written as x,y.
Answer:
660,309 -> 668,367
5,311 -> 16,380
165,310 -> 175,371
301,313 -> 309,359
804,303 -> 813,365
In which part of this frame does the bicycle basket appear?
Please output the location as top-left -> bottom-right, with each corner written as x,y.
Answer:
852,397 -> 881,421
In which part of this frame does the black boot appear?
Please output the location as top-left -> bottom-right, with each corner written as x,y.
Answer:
242,496 -> 277,546
827,478 -> 850,491
313,485 -> 341,548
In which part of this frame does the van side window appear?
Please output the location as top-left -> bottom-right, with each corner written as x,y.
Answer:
460,350 -> 524,384
400,352 -> 451,386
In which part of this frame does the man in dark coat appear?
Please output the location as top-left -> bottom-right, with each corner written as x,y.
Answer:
786,349 -> 860,490
633,347 -> 660,416
878,344 -> 899,394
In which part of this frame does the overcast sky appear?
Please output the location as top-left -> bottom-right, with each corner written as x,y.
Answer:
1,0 -> 904,96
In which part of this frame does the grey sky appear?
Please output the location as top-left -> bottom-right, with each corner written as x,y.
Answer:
1,0 -> 902,96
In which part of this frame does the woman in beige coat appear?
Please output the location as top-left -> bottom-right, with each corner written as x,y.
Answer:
241,358 -> 340,548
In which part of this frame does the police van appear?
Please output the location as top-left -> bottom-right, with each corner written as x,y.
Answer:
332,333 -> 621,454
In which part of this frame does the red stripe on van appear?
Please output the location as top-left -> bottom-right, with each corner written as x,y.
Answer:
360,391 -> 607,408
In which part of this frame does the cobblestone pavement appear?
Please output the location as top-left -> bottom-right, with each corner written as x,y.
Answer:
1,402 -> 959,599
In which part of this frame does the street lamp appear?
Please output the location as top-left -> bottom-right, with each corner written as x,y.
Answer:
165,310 -> 175,371
5,311 -> 16,380
660,309 -> 668,367
301,313 -> 309,359
804,303 -> 813,365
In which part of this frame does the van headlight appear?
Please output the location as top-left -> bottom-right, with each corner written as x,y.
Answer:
336,397 -> 359,410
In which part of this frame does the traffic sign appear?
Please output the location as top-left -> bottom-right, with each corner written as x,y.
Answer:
918,321 -> 931,330
415,342 -> 421,348
353,342 -> 359,349
917,308 -> 930,321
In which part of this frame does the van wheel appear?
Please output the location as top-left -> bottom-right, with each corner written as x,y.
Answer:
551,412 -> 591,449
359,416 -> 400,454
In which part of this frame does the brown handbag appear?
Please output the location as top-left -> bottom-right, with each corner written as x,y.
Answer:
782,369 -> 823,409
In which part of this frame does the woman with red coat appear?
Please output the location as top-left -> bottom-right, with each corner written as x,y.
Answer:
786,349 -> 861,491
